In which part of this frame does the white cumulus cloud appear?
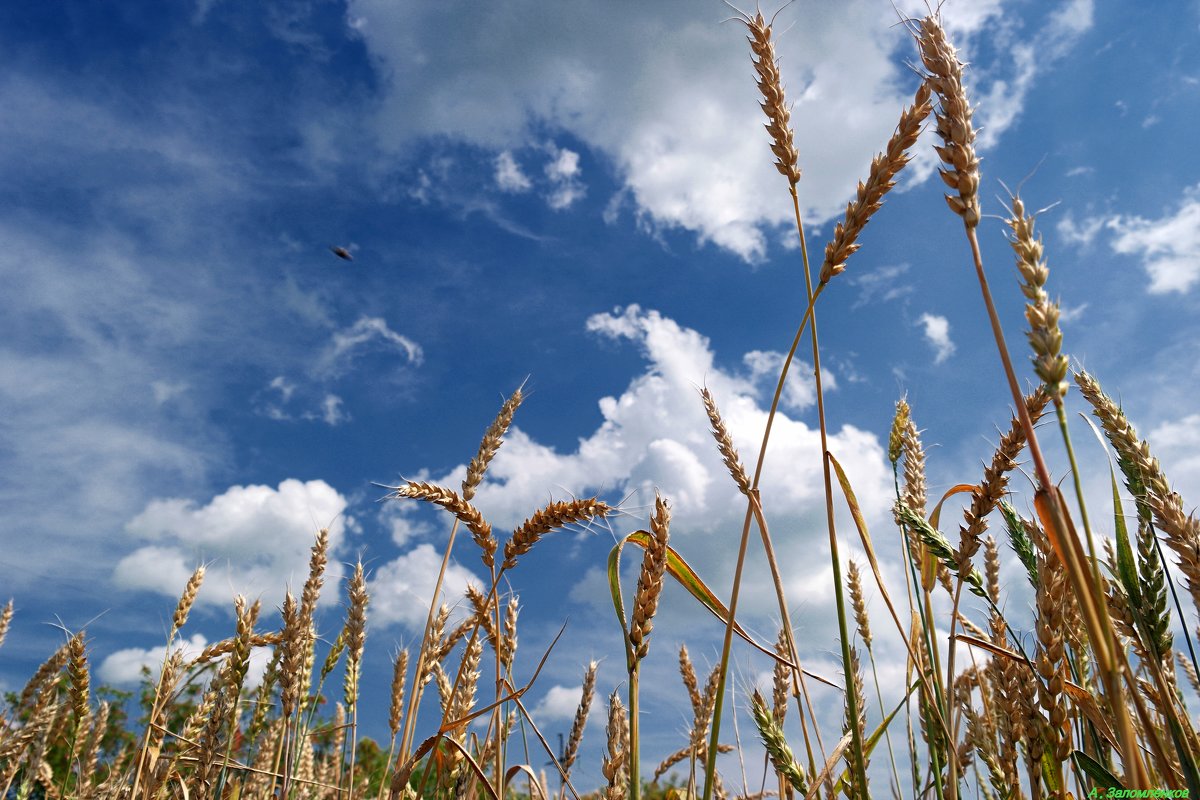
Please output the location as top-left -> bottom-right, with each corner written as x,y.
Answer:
1106,185 -> 1200,294
368,543 -> 483,629
533,679 -> 599,722
114,479 -> 350,609
917,312 -> 955,364
346,0 -> 1089,261
98,632 -> 272,688
411,304 -> 894,626
494,150 -> 531,192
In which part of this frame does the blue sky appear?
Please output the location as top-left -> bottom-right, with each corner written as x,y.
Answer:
2,0 -> 1199,790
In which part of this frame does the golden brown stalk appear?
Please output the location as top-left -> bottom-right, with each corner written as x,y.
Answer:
701,387 -> 751,495
895,409 -> 957,596
1008,197 -> 1069,400
602,691 -> 629,800
820,81 -> 933,285
503,497 -> 612,571
463,384 -> 524,502
847,560 -> 872,649
628,494 -> 671,663
343,561 -> 370,793
299,529 -> 329,626
739,10 -> 800,186
171,566 -> 205,637
1077,370 -> 1200,616
916,14 -> 981,228
561,661 -> 598,776
389,649 -> 409,740
0,599 -> 13,650
958,389 -> 1050,572
987,613 -> 1023,789
226,596 -> 262,698
389,480 -> 496,567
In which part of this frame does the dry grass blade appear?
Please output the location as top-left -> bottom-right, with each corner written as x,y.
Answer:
820,81 -> 932,285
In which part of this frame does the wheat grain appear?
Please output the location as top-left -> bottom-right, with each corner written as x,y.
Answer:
170,566 -> 205,638
503,496 -> 612,571
848,560 -> 872,650
958,389 -> 1050,572
629,494 -> 671,662
1035,547 -> 1072,773
343,560 -> 369,710
463,384 -> 524,502
820,81 -> 933,285
916,14 -> 981,227
601,691 -> 629,800
701,387 -> 750,495
739,9 -> 800,186
1077,370 -> 1200,617
0,599 -> 13,651
389,480 -> 496,568
1008,197 -> 1069,399
389,649 -> 409,739
66,631 -> 89,723
561,661 -> 597,776
750,688 -> 807,794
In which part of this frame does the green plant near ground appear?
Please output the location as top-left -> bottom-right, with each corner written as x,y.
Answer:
2,8 -> 1199,800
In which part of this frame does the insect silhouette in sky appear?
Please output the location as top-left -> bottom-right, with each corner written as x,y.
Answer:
329,245 -> 354,261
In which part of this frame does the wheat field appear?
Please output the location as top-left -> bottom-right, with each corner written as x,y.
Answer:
2,7 -> 1197,800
